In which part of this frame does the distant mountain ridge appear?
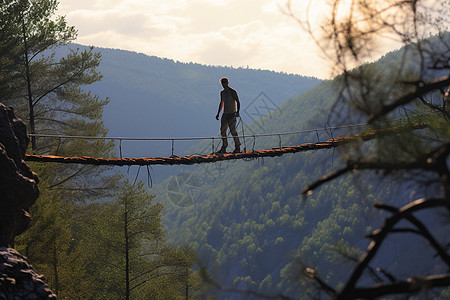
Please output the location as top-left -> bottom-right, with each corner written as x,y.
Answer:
55,44 -> 320,181
78,45 -> 321,153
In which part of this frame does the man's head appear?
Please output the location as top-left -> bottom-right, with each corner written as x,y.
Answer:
220,77 -> 229,88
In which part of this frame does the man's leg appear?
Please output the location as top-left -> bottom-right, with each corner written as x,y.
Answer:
228,116 -> 241,151
220,116 -> 228,151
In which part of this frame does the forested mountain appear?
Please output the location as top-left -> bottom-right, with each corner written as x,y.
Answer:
78,45 -> 321,156
54,45 -> 321,182
1,1 -> 201,298
5,0 -> 446,298
155,36 -> 450,299
157,80 -> 379,299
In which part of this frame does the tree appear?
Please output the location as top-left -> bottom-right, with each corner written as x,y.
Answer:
14,179 -> 72,295
0,0 -> 116,201
1,1 -> 200,298
2,0 -> 74,148
1,0 -> 121,296
286,0 -> 450,298
0,2 -> 22,98
76,180 -> 198,299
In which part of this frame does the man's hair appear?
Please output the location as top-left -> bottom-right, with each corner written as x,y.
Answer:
220,77 -> 229,84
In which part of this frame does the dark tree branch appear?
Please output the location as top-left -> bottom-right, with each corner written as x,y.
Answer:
304,267 -> 338,296
376,202 -> 450,267
302,165 -> 353,197
427,142 -> 450,198
130,270 -> 186,292
389,228 -> 421,234
48,165 -> 86,189
302,159 -> 424,198
337,198 -> 448,299
334,245 -> 384,283
303,141 -> 450,199
376,267 -> 396,283
418,96 -> 450,119
345,273 -> 450,299
368,75 -> 450,122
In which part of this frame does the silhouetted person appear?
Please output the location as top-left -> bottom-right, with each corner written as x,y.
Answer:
215,77 -> 241,153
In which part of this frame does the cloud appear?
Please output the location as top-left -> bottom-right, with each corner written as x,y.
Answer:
58,0 -> 336,78
67,9 -> 146,35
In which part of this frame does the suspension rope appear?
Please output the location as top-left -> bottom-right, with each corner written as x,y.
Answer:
171,139 -> 175,157
28,122 -> 373,142
119,139 -> 123,159
239,116 -> 247,152
24,123 -> 427,166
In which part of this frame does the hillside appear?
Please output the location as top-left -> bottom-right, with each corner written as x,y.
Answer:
155,40 -> 449,299
157,80 -> 381,299
83,46 -> 321,153
57,45 -> 319,182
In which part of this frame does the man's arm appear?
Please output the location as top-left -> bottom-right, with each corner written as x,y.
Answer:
234,90 -> 240,117
216,92 -> 224,120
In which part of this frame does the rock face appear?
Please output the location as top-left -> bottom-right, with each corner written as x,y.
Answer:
0,248 -> 56,299
0,103 -> 39,247
0,103 -> 56,298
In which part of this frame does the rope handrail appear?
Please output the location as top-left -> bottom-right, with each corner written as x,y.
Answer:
27,122 -> 374,142
25,123 -> 427,166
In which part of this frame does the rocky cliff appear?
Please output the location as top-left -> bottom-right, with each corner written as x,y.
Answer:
0,103 -> 56,299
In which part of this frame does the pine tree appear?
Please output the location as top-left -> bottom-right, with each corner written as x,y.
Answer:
1,1 -> 200,298
0,0 -> 117,201
1,0 -> 119,296
74,180 -> 198,299
15,180 -> 72,295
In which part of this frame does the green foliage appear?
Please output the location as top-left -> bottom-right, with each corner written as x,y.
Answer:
48,180 -> 200,299
76,45 -> 321,163
157,36 -> 449,296
1,1 -> 200,298
15,181 -> 72,295
156,77 -> 386,298
1,0 -> 115,202
0,2 -> 22,97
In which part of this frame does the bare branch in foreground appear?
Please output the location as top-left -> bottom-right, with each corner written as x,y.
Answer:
304,267 -> 337,297
302,165 -> 353,197
368,75 -> 450,122
343,273 -> 450,299
337,198 -> 449,299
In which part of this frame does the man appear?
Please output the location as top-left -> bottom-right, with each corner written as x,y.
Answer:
215,77 -> 241,153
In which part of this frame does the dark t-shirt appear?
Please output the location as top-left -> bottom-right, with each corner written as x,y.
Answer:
221,88 -> 238,114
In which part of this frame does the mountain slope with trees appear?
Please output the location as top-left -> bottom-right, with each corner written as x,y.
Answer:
53,45 -> 321,182
159,78 -> 379,299
83,46 -> 321,156
1,0 -> 201,298
2,0 -> 448,299
158,30 -> 450,299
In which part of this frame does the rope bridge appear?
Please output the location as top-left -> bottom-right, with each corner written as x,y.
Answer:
24,123 -> 426,166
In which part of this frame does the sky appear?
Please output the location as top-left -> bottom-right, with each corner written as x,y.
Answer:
57,0 -> 402,79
